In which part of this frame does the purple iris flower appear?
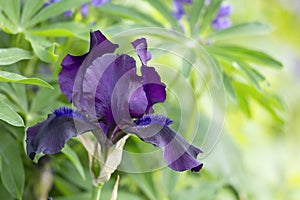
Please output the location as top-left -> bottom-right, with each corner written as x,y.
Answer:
172,0 -> 192,20
211,2 -> 233,30
26,30 -> 203,172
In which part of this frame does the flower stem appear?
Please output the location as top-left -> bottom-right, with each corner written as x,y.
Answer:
92,184 -> 103,200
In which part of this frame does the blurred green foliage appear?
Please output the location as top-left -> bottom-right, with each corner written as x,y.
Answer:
0,0 -> 299,199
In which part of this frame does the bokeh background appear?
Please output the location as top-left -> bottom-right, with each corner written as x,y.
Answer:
0,0 -> 300,199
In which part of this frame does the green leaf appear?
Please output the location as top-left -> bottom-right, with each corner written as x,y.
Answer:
0,48 -> 33,65
189,0 -> 205,34
29,22 -> 89,41
199,0 -> 222,33
0,101 -> 24,127
21,0 -> 46,24
22,0 -> 90,28
61,144 -> 86,180
0,83 -> 26,113
206,22 -> 273,40
0,71 -> 53,89
99,4 -> 163,27
30,84 -> 61,113
236,61 -> 264,90
12,83 -> 28,113
182,49 -> 196,77
0,131 -> 25,199
206,45 -> 283,68
0,178 -> 14,200
0,0 -> 20,26
222,73 -> 237,101
128,173 -> 158,200
233,82 -> 283,123
0,11 -> 17,34
144,0 -> 182,31
25,32 -> 58,63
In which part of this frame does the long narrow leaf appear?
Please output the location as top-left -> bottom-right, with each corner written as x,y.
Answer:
0,132 -> 25,199
61,144 -> 86,180
144,0 -> 182,31
29,22 -> 89,41
21,0 -> 46,24
206,45 -> 283,68
0,71 -> 53,89
99,4 -> 164,27
0,0 -> 20,26
206,22 -> 273,40
0,48 -> 33,65
189,0 -> 204,34
23,0 -> 90,28
0,11 -> 17,34
199,0 -> 222,33
0,101 -> 24,127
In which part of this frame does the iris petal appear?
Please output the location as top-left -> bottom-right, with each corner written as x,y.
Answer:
124,115 -> 203,172
26,107 -> 97,160
131,38 -> 166,112
59,30 -> 118,103
82,54 -> 148,125
131,38 -> 151,66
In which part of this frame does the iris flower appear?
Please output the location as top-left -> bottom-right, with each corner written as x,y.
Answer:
26,30 -> 203,172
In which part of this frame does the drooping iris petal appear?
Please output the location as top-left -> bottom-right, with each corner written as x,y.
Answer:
59,30 -> 118,103
131,38 -> 166,112
82,54 -> 148,125
26,107 -> 97,160
124,115 -> 203,172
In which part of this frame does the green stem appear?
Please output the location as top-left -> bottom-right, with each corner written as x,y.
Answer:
92,184 -> 103,200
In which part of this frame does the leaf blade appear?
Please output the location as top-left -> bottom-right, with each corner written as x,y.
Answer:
0,48 -> 33,65
0,101 -> 24,127
0,132 -> 25,199
0,71 -> 53,89
23,0 -> 90,28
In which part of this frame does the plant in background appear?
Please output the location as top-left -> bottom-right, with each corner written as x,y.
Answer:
0,0 -> 284,199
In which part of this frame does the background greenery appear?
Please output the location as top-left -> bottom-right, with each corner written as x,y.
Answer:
0,0 -> 299,199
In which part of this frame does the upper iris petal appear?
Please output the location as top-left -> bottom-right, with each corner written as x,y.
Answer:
82,54 -> 148,126
59,30 -> 118,104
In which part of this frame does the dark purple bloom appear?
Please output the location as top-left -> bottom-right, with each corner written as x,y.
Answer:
26,30 -> 203,172
172,0 -> 192,20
